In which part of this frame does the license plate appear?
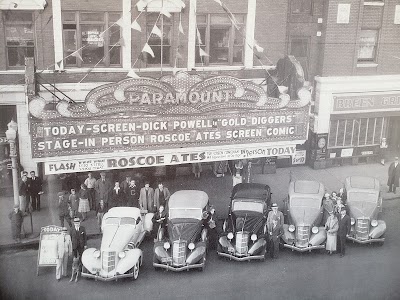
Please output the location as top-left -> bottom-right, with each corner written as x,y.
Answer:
92,268 -> 101,272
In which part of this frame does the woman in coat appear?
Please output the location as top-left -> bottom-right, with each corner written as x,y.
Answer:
325,210 -> 339,255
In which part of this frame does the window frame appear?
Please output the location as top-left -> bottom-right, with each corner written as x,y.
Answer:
289,36 -> 310,79
62,11 -> 122,68
357,28 -> 379,63
195,13 -> 246,66
290,0 -> 313,15
3,11 -> 35,70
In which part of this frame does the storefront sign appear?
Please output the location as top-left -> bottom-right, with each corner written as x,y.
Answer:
340,148 -> 354,157
292,150 -> 306,165
29,72 -> 310,160
37,225 -> 64,275
332,92 -> 400,113
44,144 -> 297,174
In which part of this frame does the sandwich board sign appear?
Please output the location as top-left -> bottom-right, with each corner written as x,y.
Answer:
37,225 -> 64,275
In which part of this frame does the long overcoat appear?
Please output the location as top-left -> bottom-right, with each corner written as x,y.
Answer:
387,162 -> 400,187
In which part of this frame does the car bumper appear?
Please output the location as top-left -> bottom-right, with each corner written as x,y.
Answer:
347,236 -> 385,244
153,262 -> 204,271
217,252 -> 265,261
283,244 -> 325,252
81,271 -> 133,281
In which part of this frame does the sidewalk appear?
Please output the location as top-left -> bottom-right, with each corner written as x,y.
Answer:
0,161 -> 398,249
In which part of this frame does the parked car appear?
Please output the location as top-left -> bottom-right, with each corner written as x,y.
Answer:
218,183 -> 271,261
153,190 -> 210,271
81,207 -> 153,281
344,176 -> 386,244
282,180 -> 326,252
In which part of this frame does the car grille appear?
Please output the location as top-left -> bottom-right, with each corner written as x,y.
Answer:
172,240 -> 187,266
102,250 -> 116,272
356,218 -> 369,241
296,226 -> 310,247
235,232 -> 249,255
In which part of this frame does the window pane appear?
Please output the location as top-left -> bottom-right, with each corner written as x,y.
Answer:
6,24 -> 34,43
110,46 -> 121,65
109,13 -> 121,22
344,120 -> 353,146
64,30 -> 77,65
80,13 -> 104,22
359,118 -> 368,145
7,47 -> 32,66
358,30 -> 377,60
233,28 -> 243,46
290,38 -> 308,58
366,118 -> 375,144
336,120 -> 346,146
109,25 -> 120,45
328,120 -> 338,147
4,12 -> 32,22
210,15 -> 231,24
197,15 -> 207,24
81,25 -> 104,65
196,46 -> 207,64
233,46 -> 243,63
374,117 -> 383,144
196,27 -> 206,46
209,27 -> 229,64
63,12 -> 76,22
291,0 -> 312,14
353,119 -> 360,146
145,46 -> 170,64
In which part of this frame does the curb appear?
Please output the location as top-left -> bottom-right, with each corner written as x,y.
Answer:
0,233 -> 102,252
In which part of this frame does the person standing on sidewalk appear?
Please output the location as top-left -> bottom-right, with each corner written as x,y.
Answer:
387,157 -> 400,194
267,203 -> 284,231
69,188 -> 79,219
58,191 -> 72,228
153,181 -> 171,210
126,179 -> 139,207
94,172 -> 113,211
55,227 -> 72,281
71,217 -> 87,260
325,210 -> 339,255
337,207 -> 351,257
268,217 -> 283,258
84,172 -> 97,210
28,171 -> 43,211
120,175 -> 132,195
19,174 -> 29,214
9,204 -> 23,243
139,181 -> 155,212
78,184 -> 90,221
111,181 -> 126,207
96,200 -> 107,233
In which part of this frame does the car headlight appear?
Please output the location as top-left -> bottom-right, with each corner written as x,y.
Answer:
251,234 -> 257,241
93,250 -> 100,258
351,218 -> 355,225
288,224 -> 295,232
312,226 -> 319,234
371,220 -> 378,227
188,242 -> 195,250
118,251 -> 126,259
163,241 -> 170,250
227,232 -> 234,240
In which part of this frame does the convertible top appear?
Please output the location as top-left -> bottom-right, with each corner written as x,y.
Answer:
169,190 -> 209,209
231,183 -> 271,201
288,180 -> 325,200
105,207 -> 141,219
345,176 -> 380,192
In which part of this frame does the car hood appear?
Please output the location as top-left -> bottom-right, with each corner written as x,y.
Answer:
290,207 -> 320,226
232,211 -> 265,233
347,201 -> 377,219
100,225 -> 136,251
167,219 -> 202,243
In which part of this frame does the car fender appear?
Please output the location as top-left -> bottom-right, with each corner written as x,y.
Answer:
309,227 -> 327,246
115,248 -> 142,275
218,236 -> 233,249
369,220 -> 386,239
154,244 -> 171,261
82,248 -> 101,274
186,242 -> 206,264
282,224 -> 295,244
248,238 -> 266,255
143,213 -> 154,232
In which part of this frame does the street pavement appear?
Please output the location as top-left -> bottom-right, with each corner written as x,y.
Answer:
0,161 -> 398,248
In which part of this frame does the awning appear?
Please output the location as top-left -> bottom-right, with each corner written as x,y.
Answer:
0,0 -> 47,10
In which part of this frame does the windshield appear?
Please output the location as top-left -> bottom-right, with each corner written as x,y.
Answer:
104,217 -> 136,225
348,192 -> 377,203
290,197 -> 321,209
169,208 -> 202,220
232,200 -> 264,213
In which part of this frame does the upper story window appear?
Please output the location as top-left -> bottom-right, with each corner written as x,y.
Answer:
62,11 -> 121,68
289,37 -> 309,79
196,14 -> 245,66
291,0 -> 312,15
3,11 -> 34,69
144,13 -> 173,66
357,29 -> 378,62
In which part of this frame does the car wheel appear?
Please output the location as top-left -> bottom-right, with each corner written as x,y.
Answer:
132,261 -> 140,280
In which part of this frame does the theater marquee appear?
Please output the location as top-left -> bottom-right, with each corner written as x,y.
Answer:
29,71 -> 311,165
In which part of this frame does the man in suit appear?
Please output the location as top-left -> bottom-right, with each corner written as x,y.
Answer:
28,171 -> 43,211
153,181 -> 171,210
70,217 -> 87,260
337,207 -> 351,257
55,227 -> 72,281
94,172 -> 113,210
138,181 -> 155,212
111,181 -> 126,207
126,179 -> 139,207
387,157 -> 400,193
267,203 -> 284,232
269,217 -> 283,258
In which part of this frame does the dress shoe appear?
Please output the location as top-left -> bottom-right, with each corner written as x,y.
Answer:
340,254 -> 344,257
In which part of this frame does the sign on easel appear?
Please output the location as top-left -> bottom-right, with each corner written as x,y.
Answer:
37,225 -> 64,275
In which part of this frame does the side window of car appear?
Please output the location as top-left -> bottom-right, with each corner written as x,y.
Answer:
136,217 -> 141,225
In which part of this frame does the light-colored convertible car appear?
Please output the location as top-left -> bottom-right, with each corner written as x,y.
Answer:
282,180 -> 327,252
345,176 -> 386,244
81,207 -> 153,281
153,190 -> 210,271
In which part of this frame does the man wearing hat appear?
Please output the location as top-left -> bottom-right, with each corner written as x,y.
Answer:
58,191 -> 72,228
337,207 -> 351,257
94,172 -> 113,210
70,217 -> 87,260
8,205 -> 23,243
55,227 -> 72,281
387,157 -> 400,193
267,203 -> 284,233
